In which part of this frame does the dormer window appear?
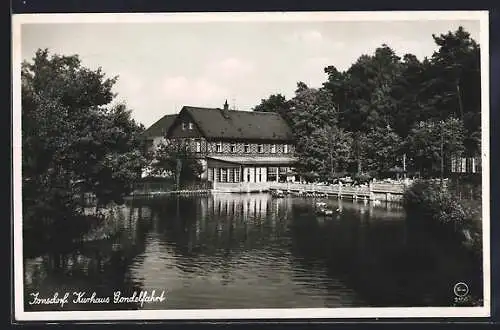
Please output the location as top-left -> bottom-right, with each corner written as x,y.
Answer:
270,144 -> 276,154
216,142 -> 223,153
230,143 -> 236,153
258,144 -> 264,153
188,122 -> 194,130
244,143 -> 250,153
181,122 -> 186,131
195,140 -> 201,152
284,144 -> 289,154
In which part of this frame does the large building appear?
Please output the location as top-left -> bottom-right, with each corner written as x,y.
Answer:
144,101 -> 298,184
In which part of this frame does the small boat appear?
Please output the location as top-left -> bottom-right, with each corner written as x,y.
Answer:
271,189 -> 285,198
322,209 -> 334,216
316,206 -> 334,216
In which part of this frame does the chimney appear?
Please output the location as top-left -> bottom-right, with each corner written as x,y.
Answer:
223,99 -> 229,111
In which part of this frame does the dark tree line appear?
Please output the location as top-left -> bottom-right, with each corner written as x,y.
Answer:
253,27 -> 480,182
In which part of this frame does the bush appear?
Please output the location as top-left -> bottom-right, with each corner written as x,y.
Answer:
403,180 -> 481,257
352,172 -> 373,184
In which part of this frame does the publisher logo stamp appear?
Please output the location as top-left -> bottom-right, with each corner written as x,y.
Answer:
453,282 -> 469,297
453,282 -> 470,304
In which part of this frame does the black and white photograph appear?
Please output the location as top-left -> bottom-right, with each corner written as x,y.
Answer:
12,11 -> 490,321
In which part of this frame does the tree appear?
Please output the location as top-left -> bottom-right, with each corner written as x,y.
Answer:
288,82 -> 338,137
389,54 -> 428,137
250,27 -> 480,181
152,139 -> 203,188
364,125 -> 403,175
406,117 -> 466,177
323,65 -> 347,115
315,125 -> 352,181
252,94 -> 291,123
22,48 -> 148,230
427,26 -> 481,154
333,45 -> 403,133
351,131 -> 370,174
70,103 -> 148,207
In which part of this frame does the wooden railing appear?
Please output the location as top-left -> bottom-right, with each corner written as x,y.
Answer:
214,181 -> 407,195
370,183 -> 406,194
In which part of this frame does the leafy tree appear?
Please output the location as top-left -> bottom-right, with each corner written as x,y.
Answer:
332,45 -> 403,133
295,126 -> 351,182
314,125 -> 352,181
252,27 -> 480,180
252,94 -> 292,123
364,125 -> 403,175
350,131 -> 370,174
323,65 -> 348,115
389,54 -> 428,137
152,139 -> 203,188
406,117 -> 466,177
285,82 -> 346,180
288,82 -> 338,137
22,48 -> 147,229
427,27 -> 481,154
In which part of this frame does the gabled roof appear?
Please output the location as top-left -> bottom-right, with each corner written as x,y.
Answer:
174,106 -> 294,141
143,114 -> 177,138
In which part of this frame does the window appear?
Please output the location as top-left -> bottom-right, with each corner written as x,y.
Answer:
227,168 -> 234,183
270,144 -> 276,153
214,168 -> 219,182
473,157 -> 481,173
451,156 -> 457,173
284,144 -> 289,154
216,142 -> 223,153
230,143 -> 236,153
221,168 -> 227,182
467,158 -> 474,173
267,167 -> 278,181
258,144 -> 264,153
181,122 -> 186,130
208,168 -> 214,181
188,122 -> 194,130
234,168 -> 240,182
244,143 -> 250,153
195,140 -> 201,153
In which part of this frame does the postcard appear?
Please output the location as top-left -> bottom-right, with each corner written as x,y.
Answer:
12,10 -> 490,321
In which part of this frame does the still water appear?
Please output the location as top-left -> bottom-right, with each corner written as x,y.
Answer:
23,193 -> 483,311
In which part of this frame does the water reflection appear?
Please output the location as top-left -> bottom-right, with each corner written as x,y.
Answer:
24,193 -> 482,310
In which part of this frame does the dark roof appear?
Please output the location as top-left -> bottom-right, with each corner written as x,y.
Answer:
143,114 -> 177,138
175,106 -> 294,141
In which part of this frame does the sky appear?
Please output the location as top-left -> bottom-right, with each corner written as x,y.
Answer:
20,15 -> 481,128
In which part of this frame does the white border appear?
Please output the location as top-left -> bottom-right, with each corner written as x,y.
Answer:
12,11 -> 491,321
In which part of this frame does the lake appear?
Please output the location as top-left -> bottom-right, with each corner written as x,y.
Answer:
23,192 -> 483,311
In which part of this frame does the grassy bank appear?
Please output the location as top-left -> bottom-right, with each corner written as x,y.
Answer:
403,180 -> 482,260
